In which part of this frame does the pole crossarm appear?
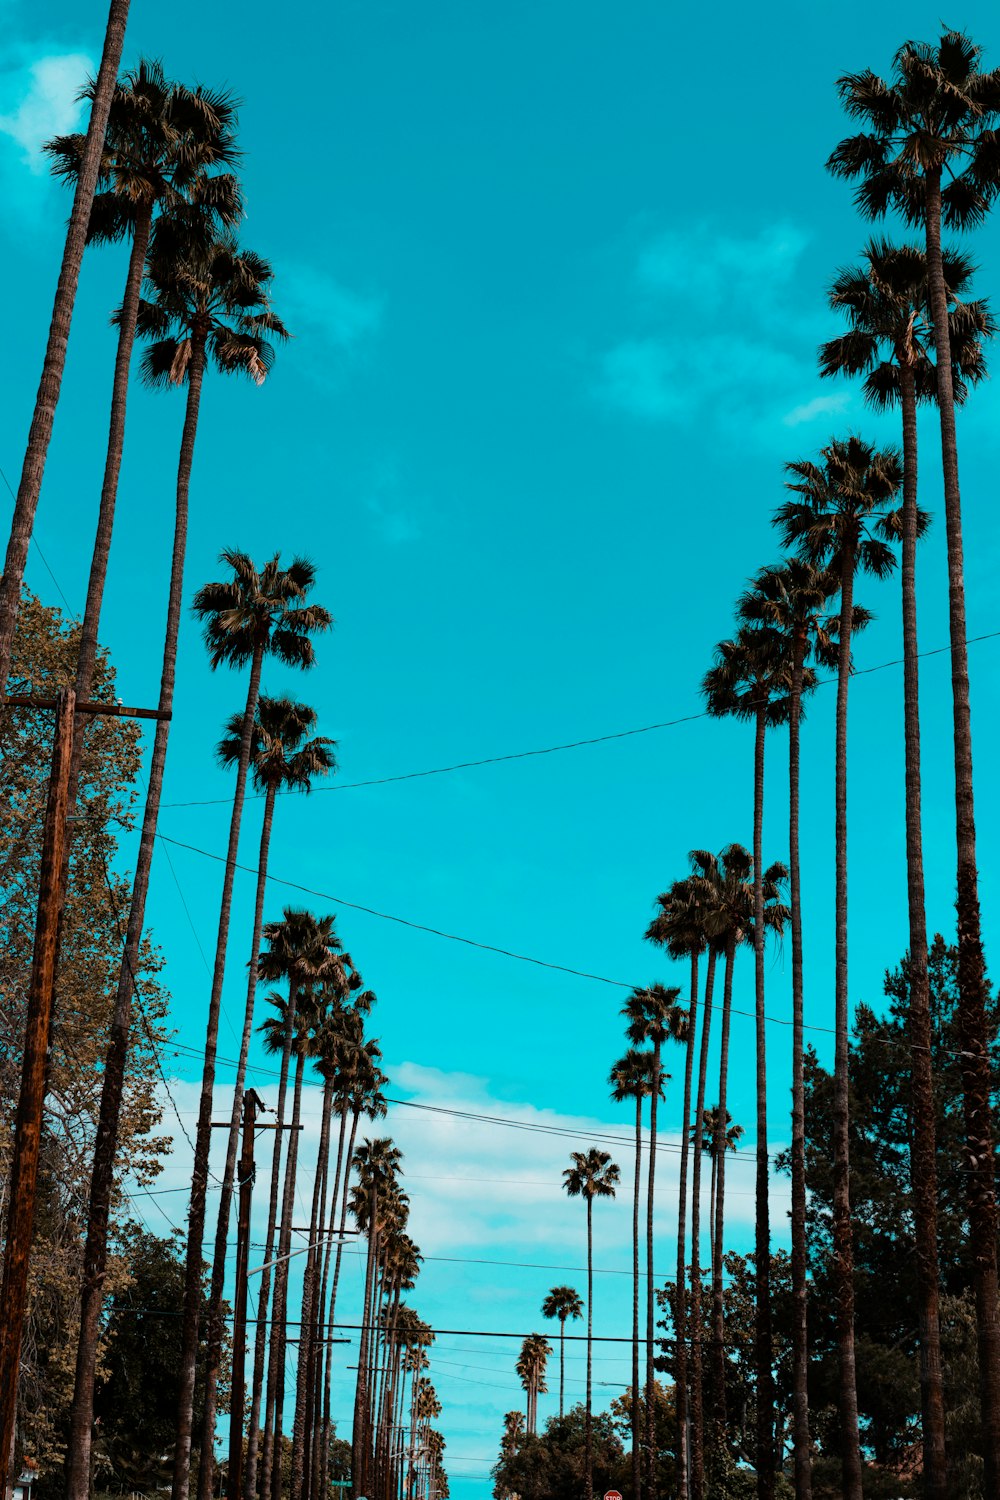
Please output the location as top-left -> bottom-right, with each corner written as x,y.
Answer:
1,695 -> 170,720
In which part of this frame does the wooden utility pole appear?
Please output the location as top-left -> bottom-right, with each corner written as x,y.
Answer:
228,1088 -> 266,1500
0,689 -> 75,1480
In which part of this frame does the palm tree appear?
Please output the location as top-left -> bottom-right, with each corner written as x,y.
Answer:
351,1138 -> 405,1500
693,1109 -> 745,1264
563,1148 -> 620,1500
690,844 -> 787,1462
516,1334 -> 551,1436
645,876 -> 705,1500
541,1286 -> 584,1423
180,555 -> 331,1500
64,226 -> 286,1500
208,700 -> 335,1499
249,911 -> 345,1500
623,985 -> 682,1496
829,40 -> 1000,1482
609,1050 -> 656,1499
737,559 -> 840,1499
0,0 -> 131,684
45,64 -> 240,783
703,624 -> 791,1499
775,436 -> 900,1498
819,241 -> 992,1499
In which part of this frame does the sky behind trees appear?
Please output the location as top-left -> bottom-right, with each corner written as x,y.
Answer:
5,0 -> 1000,1491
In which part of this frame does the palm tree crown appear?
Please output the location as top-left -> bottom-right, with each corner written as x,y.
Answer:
217,696 -> 336,795
193,552 -> 331,672
563,1149 -> 620,1202
775,435 -> 902,579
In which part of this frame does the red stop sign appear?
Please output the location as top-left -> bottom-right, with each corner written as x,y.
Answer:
604,1492 -> 623,1500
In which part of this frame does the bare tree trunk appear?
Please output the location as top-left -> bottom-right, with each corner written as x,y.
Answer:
265,1046 -> 307,1500
674,949 -> 698,1500
788,628 -> 812,1499
174,639 -> 266,1500
584,1195 -> 594,1500
924,168 -> 1000,1492
352,1190 -> 379,1500
0,0 -> 131,682
290,1075 -> 334,1500
752,705 -> 775,1499
199,783 -> 278,1500
245,988 -> 297,1500
689,947 -> 717,1500
64,336 -> 204,1500
645,1039 -> 661,1497
897,355 -> 947,1497
832,545 -> 862,1500
322,1108 -> 361,1497
309,1106 -> 348,1500
710,938 -> 736,1451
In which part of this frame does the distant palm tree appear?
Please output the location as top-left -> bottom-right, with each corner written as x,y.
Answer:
703,623 -> 791,1498
44,63 -> 240,765
828,40 -> 1000,1486
690,844 -> 787,1458
563,1148 -> 620,1500
623,985 -> 683,1495
351,1138 -> 405,1500
737,558 -> 840,1499
645,876 -> 705,1500
609,1049 -> 657,1498
819,240 -> 992,1500
0,0 -> 130,684
693,1109 -> 745,1264
542,1286 -> 584,1422
776,436 -> 900,1494
516,1333 -> 552,1435
181,555 -> 332,1500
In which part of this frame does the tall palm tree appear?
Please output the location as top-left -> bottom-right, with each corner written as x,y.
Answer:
204,701 -> 335,1498
609,1049 -> 657,1499
541,1286 -> 584,1423
703,624 -> 791,1499
563,1148 -> 620,1500
645,876 -> 705,1500
622,985 -> 683,1496
516,1334 -> 551,1436
351,1138 -> 404,1500
0,0 -> 131,683
249,910 -> 344,1500
828,40 -> 1000,1481
819,241 -> 992,1500
64,227 -> 285,1500
693,1109 -> 745,1264
690,844 -> 787,1464
775,436 -> 900,1498
737,559 -> 840,1499
45,64 -> 240,783
180,554 -> 331,1500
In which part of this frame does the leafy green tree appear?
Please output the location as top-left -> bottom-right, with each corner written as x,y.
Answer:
493,1405 -> 627,1500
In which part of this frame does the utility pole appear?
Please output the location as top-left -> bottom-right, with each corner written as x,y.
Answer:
0,691 -> 168,1497
227,1088 -> 265,1500
0,689 -> 74,1483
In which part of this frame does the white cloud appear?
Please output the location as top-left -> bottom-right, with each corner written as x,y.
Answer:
0,52 -> 91,171
280,260 -> 383,355
783,391 -> 852,427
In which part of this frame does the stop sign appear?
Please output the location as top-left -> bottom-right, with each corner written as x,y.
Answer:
604,1492 -> 623,1500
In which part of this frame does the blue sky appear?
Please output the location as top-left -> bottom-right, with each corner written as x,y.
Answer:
6,0 -> 1000,1491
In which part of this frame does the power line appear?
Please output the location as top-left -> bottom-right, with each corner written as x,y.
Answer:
156,627 -> 1000,811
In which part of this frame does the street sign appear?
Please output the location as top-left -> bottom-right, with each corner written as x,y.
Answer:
604,1491 -> 623,1500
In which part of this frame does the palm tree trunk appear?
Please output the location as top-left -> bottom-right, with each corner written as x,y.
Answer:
752,703 -> 775,1499
198,783 -> 278,1500
710,938 -> 736,1450
291,1074 -> 335,1500
266,1045 -> 307,1500
645,1040 -> 660,1497
924,168 -> 1000,1492
689,947 -> 717,1500
559,1317 -> 567,1422
708,1150 -> 716,1267
832,545 -> 862,1499
310,1106 -> 349,1500
352,1193 -> 379,1500
0,0 -> 131,683
322,1107 -> 362,1488
245,991 -> 298,1500
63,333 -> 205,1500
631,1092 -> 642,1500
585,1194 -> 594,1500
174,636 -> 266,1500
788,628 -> 812,1500
675,949 -> 698,1500
896,355 -> 947,1497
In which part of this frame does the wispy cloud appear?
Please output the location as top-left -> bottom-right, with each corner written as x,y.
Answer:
361,456 -> 422,546
280,260 -> 383,358
593,220 -> 848,447
0,51 -> 91,171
